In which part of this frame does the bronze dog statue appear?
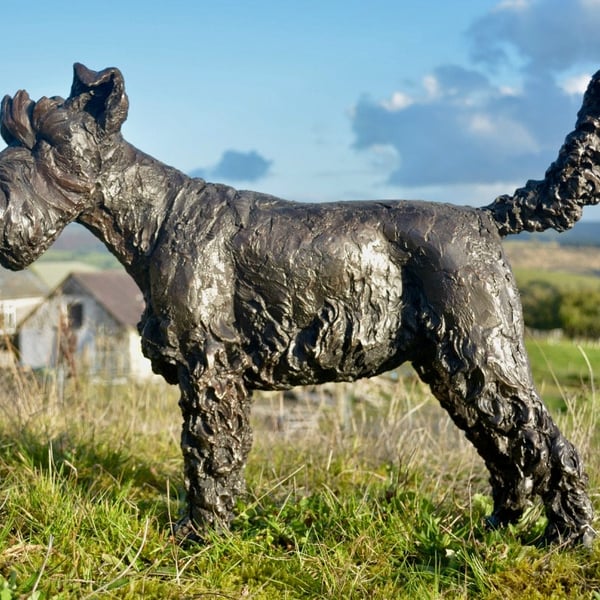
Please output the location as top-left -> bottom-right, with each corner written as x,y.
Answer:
1,64 -> 599,545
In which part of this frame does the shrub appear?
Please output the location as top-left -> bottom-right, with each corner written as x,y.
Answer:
559,289 -> 600,338
520,280 -> 562,331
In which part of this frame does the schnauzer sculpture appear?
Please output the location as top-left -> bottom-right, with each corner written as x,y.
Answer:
1,64 -> 599,546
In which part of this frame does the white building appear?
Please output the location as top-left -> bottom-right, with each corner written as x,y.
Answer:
19,271 -> 156,381
0,269 -> 48,337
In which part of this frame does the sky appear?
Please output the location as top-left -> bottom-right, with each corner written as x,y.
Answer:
2,0 -> 600,218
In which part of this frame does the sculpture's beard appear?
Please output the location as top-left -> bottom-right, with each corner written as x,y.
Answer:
0,145 -> 84,270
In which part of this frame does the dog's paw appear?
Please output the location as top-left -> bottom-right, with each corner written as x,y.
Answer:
170,515 -> 206,546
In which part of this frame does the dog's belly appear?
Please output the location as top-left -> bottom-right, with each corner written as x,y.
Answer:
235,239 -> 407,389
241,303 -> 407,389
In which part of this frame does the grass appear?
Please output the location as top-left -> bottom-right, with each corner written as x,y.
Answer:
0,340 -> 600,598
525,338 -> 600,410
514,268 -> 600,292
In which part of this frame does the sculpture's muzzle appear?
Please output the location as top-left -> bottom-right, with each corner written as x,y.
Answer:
0,145 -> 67,270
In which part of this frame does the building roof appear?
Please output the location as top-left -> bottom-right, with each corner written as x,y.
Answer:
67,271 -> 145,328
0,268 -> 48,300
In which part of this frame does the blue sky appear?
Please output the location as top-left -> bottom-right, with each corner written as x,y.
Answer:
2,0 -> 600,218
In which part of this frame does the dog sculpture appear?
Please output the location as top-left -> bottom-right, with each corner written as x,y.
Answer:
1,64 -> 599,546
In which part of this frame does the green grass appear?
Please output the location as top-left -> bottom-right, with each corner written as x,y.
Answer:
513,268 -> 600,292
0,342 -> 599,599
525,337 -> 600,410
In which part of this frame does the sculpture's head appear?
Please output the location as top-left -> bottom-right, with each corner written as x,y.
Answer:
1,63 -> 129,192
0,63 -> 128,269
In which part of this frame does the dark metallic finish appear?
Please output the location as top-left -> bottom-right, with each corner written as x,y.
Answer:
1,64 -> 598,546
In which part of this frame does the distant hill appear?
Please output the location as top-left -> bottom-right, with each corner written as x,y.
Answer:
42,223 -> 119,269
504,242 -> 600,277
517,221 -> 600,246
52,223 -> 106,253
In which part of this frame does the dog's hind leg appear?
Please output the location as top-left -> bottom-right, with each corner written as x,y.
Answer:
413,327 -> 594,545
174,361 -> 253,541
409,256 -> 595,546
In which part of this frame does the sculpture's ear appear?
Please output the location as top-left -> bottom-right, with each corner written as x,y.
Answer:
67,63 -> 129,134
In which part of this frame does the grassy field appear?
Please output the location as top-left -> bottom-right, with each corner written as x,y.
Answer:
0,337 -> 600,599
525,338 -> 600,410
514,268 -> 600,292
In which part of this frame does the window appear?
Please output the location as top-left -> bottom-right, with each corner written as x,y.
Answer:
68,302 -> 84,329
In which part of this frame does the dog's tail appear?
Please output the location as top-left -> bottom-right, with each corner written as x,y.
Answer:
485,70 -> 600,237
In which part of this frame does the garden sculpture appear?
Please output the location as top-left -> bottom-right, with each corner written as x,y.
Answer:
1,64 -> 599,546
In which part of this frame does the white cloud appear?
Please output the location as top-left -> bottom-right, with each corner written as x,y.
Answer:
468,114 -> 496,135
381,91 -> 413,112
560,73 -> 592,95
499,85 -> 521,96
423,74 -> 440,98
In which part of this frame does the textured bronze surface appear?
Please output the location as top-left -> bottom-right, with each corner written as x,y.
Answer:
1,64 -> 599,545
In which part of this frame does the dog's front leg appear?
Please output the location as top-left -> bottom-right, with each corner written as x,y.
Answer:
174,364 -> 253,542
